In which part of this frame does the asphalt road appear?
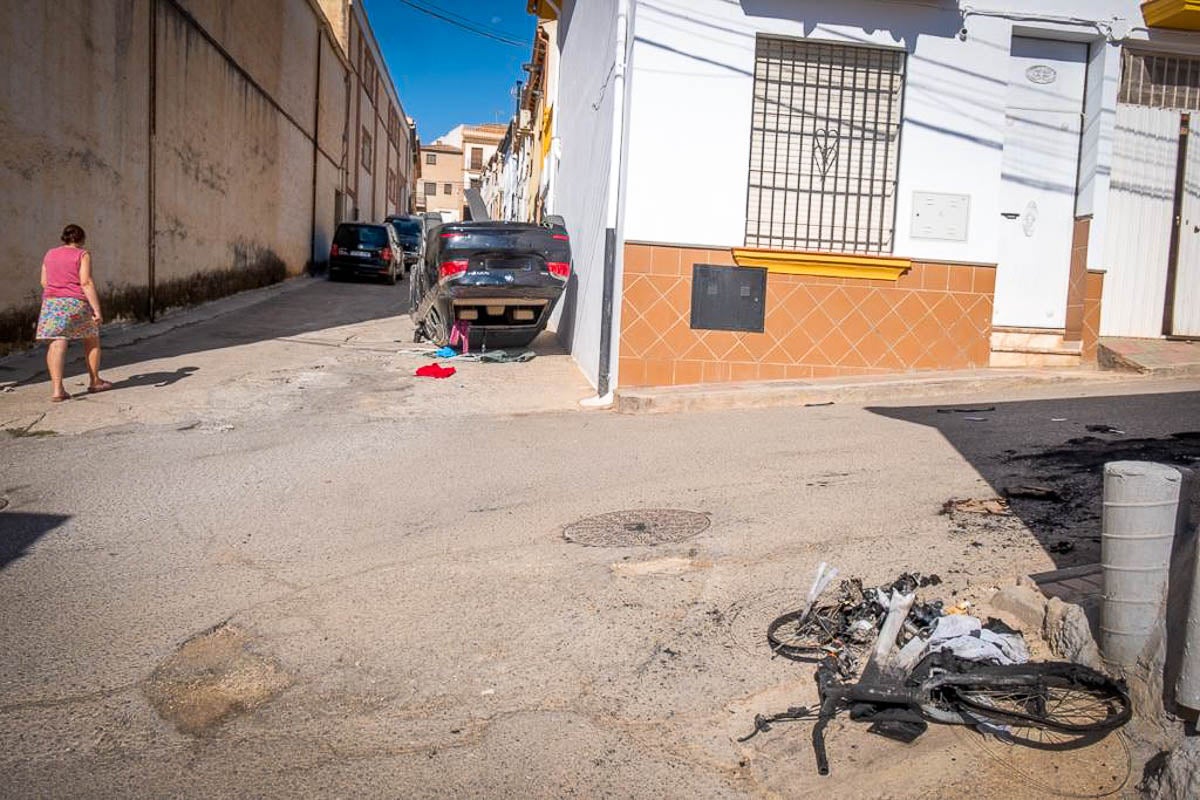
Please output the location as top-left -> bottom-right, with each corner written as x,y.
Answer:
1,276 -> 1198,798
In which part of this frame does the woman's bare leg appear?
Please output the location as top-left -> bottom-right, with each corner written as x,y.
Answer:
47,339 -> 68,398
82,336 -> 103,386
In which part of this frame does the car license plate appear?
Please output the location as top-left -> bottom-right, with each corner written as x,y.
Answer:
484,258 -> 532,271
350,249 -> 370,257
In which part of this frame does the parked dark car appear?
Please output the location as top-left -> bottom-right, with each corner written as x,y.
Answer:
410,219 -> 571,350
328,223 -> 401,284
384,215 -> 425,273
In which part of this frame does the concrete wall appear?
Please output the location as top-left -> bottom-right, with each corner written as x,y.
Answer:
315,27 -> 349,259
1,0 -> 151,314
620,0 -> 1147,269
0,0 -> 412,340
550,0 -> 622,389
155,0 -> 317,283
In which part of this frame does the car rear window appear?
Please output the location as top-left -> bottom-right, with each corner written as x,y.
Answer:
335,225 -> 388,248
389,219 -> 422,237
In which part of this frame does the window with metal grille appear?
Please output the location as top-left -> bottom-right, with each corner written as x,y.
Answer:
471,147 -> 484,170
1120,50 -> 1200,110
361,128 -> 373,174
746,36 -> 905,254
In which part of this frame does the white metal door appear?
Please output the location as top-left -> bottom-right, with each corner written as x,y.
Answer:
993,38 -> 1088,329
1172,116 -> 1200,336
1100,106 -> 1180,337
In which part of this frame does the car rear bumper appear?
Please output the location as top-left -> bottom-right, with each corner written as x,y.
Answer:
330,257 -> 392,275
437,282 -> 564,329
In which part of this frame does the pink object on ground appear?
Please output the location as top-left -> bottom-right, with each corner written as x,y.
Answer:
415,363 -> 456,379
449,320 -> 471,354
42,246 -> 87,300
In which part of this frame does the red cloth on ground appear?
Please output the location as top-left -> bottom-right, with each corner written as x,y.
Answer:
415,363 -> 456,379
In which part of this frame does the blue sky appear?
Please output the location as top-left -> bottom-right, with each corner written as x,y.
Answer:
365,0 -> 537,143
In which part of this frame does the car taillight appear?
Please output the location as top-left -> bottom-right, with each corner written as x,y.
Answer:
547,261 -> 570,280
381,247 -> 393,262
330,244 -> 341,257
439,259 -> 469,282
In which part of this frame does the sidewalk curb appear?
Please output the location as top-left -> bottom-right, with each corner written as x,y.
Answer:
613,369 -> 1133,415
0,276 -> 314,387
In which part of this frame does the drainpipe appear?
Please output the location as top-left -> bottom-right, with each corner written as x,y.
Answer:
147,0 -> 158,321
588,0 -> 630,406
310,28 -> 321,268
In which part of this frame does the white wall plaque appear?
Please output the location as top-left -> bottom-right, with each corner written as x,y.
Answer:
910,191 -> 970,242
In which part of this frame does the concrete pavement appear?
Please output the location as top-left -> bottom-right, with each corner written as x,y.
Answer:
2,277 -> 1198,797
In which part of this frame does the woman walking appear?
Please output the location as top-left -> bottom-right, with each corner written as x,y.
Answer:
36,224 -> 112,402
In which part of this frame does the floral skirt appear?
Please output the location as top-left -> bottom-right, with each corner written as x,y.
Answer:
36,296 -> 98,340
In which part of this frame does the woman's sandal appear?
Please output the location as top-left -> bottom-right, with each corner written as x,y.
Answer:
87,380 -> 114,394
50,392 -> 71,403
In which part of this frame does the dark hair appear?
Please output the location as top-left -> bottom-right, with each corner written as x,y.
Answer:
61,224 -> 86,245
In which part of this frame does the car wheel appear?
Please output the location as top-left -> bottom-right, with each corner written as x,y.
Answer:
328,268 -> 341,282
424,304 -> 450,347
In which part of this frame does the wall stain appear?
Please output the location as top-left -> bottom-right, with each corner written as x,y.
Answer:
0,244 -> 287,353
170,142 -> 229,194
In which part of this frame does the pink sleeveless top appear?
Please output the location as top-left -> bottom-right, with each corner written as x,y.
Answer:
43,246 -> 87,300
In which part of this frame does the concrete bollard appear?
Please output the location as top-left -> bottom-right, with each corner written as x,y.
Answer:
1101,461 -> 1182,668
1175,469 -> 1200,710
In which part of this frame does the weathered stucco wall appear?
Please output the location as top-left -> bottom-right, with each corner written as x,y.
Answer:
154,0 -> 317,284
0,0 -> 151,319
550,0 -> 621,389
0,0 -> 408,349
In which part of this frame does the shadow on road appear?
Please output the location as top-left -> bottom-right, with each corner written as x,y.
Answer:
0,512 -> 70,569
868,389 -> 1200,570
114,366 -> 199,390
20,277 -> 414,384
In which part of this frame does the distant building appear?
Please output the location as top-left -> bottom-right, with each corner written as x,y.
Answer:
418,144 -> 465,222
435,123 -> 508,204
321,0 -> 418,223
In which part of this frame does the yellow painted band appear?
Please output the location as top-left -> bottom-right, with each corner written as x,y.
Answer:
730,247 -> 912,281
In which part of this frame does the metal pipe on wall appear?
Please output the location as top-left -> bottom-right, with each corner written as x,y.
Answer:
596,0 -> 630,400
310,27 -> 322,266
147,0 -> 158,321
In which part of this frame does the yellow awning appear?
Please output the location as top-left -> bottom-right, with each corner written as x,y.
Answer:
1143,0 -> 1200,30
526,0 -> 560,21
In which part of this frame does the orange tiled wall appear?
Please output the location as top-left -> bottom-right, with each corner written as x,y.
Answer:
619,243 -> 996,387
1081,270 -> 1105,364
1064,216 -> 1091,342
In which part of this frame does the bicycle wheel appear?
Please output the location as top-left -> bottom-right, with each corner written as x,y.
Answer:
942,664 -> 1131,735
766,607 -> 843,661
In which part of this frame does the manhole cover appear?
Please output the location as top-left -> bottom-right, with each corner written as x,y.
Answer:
563,509 -> 710,547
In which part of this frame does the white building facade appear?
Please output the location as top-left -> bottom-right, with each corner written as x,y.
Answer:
537,0 -> 1200,393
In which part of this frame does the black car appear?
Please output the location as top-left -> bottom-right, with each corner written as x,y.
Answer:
328,223 -> 402,284
410,219 -> 571,350
384,215 -> 425,272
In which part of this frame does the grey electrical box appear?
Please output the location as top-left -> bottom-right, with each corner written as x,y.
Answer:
689,264 -> 766,333
911,191 -> 970,242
